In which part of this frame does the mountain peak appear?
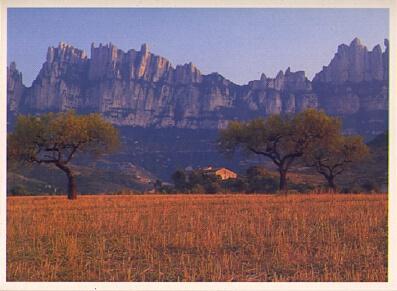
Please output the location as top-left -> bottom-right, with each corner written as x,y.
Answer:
384,38 -> 389,49
141,43 -> 149,54
7,39 -> 388,138
314,37 -> 387,84
276,70 -> 284,79
350,37 -> 362,47
9,61 -> 17,71
46,42 -> 87,63
372,44 -> 382,53
57,41 -> 81,51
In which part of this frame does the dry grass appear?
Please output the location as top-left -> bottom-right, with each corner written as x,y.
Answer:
7,194 -> 387,281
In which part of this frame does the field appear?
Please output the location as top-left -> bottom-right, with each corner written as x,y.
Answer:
7,194 -> 387,281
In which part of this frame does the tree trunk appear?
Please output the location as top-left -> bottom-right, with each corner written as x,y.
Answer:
66,171 -> 77,200
327,175 -> 336,192
279,169 -> 288,193
56,163 -> 77,200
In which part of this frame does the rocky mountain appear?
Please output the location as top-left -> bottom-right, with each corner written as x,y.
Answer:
313,38 -> 389,136
7,37 -> 389,137
7,62 -> 26,112
314,38 -> 388,84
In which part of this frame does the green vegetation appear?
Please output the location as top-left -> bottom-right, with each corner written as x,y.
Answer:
7,163 -> 149,196
337,132 -> 388,193
218,109 -> 379,193
171,169 -> 222,194
6,110 -> 386,196
8,111 -> 120,199
218,109 -> 340,191
165,166 -> 315,194
303,132 -> 369,190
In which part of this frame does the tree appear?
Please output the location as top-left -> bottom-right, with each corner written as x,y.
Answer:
171,169 -> 223,194
245,166 -> 278,193
218,109 -> 340,192
303,135 -> 369,191
153,179 -> 163,192
8,111 -> 120,199
171,170 -> 187,192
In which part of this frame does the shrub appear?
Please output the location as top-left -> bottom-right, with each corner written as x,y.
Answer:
362,180 -> 381,193
8,185 -> 28,196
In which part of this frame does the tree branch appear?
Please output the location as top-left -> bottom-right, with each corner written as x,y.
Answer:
275,149 -> 304,172
248,146 -> 280,166
64,144 -> 80,164
31,156 -> 60,164
333,168 -> 344,176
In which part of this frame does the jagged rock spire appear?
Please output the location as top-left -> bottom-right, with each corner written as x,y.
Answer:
314,37 -> 388,83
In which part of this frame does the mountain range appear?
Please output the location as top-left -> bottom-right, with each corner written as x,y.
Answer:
7,38 -> 389,193
7,37 -> 389,138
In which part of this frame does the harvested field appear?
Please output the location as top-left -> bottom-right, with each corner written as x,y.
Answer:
7,194 -> 387,281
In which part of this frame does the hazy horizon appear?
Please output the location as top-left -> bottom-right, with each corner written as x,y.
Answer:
8,8 -> 388,86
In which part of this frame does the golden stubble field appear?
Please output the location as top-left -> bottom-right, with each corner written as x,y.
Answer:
7,194 -> 387,281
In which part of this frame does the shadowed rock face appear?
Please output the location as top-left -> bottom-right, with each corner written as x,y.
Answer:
7,38 -> 388,137
7,62 -> 26,112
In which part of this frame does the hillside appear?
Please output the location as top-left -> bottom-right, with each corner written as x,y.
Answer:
7,161 -> 154,195
7,129 -> 388,195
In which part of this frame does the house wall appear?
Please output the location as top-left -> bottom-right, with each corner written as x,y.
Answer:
215,168 -> 237,180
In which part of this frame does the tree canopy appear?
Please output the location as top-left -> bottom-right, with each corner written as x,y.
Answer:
8,111 -> 120,199
218,109 -> 340,191
303,134 -> 369,190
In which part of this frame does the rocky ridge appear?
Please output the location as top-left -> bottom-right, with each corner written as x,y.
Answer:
7,62 -> 26,112
7,37 -> 389,137
312,38 -> 389,135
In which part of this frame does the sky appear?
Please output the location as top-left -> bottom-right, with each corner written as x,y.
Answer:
7,8 -> 389,86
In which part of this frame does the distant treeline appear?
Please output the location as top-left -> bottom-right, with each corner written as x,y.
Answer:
151,165 -> 383,195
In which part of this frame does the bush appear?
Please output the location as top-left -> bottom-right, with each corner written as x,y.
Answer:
190,184 -> 206,194
172,170 -> 187,192
205,182 -> 222,194
290,182 -> 316,193
248,176 -> 278,193
111,189 -> 141,195
221,178 -> 247,193
345,183 -> 364,194
8,185 -> 29,196
160,185 -> 177,194
362,180 -> 381,193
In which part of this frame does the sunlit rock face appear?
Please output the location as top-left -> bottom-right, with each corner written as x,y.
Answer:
8,38 -> 388,137
20,42 -> 89,112
313,38 -> 388,84
312,38 -> 389,136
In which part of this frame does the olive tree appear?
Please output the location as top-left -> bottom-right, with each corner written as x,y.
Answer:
218,109 -> 339,192
8,111 -> 119,199
303,135 -> 369,190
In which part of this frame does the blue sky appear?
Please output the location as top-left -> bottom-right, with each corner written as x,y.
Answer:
8,8 -> 388,86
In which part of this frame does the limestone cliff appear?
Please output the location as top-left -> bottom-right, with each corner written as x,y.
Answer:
7,38 -> 388,137
312,38 -> 388,136
21,42 -> 89,112
313,38 -> 387,84
7,62 -> 25,112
